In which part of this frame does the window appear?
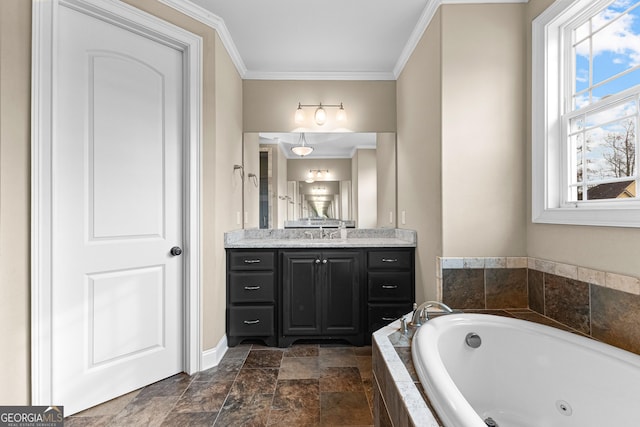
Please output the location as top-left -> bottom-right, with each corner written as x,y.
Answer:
533,0 -> 640,227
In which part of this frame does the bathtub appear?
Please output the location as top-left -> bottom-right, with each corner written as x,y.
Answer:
412,313 -> 640,427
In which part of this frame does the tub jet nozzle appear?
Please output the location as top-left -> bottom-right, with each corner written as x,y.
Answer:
484,417 -> 498,427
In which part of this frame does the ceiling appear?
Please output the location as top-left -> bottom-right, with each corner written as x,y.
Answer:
259,132 -> 377,159
185,0 -> 431,79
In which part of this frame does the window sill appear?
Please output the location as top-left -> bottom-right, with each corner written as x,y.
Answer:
533,206 -> 640,228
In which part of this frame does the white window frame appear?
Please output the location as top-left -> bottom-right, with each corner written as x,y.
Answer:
532,0 -> 640,227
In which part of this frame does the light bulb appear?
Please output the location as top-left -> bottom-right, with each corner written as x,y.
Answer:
336,104 -> 347,122
294,106 -> 305,123
324,171 -> 330,178
308,171 -> 314,178
316,171 -> 323,178
314,106 -> 326,125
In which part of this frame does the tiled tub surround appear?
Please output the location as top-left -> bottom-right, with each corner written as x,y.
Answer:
372,317 -> 439,427
439,256 -> 640,355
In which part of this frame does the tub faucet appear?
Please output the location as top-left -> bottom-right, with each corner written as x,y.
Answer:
409,301 -> 454,327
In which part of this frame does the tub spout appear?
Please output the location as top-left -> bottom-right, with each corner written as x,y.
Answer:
409,300 -> 454,327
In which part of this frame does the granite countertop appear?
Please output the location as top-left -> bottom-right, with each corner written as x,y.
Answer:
224,228 -> 417,248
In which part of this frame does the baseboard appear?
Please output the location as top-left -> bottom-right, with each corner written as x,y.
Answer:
201,334 -> 228,371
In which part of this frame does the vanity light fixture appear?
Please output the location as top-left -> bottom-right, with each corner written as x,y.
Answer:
308,169 -> 329,180
291,132 -> 314,157
312,186 -> 327,194
294,102 -> 347,126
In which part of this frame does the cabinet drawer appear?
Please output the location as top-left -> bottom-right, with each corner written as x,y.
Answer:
368,303 -> 413,334
368,272 -> 412,302
229,251 -> 275,270
228,306 -> 274,336
229,272 -> 274,303
368,251 -> 412,270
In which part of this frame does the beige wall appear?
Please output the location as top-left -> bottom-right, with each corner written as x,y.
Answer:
356,149 -> 378,228
243,133 -> 260,229
525,0 -> 640,278
208,33 -> 244,348
274,144 -> 288,228
0,0 -> 242,403
441,4 -> 527,257
0,0 -> 31,405
351,151 -> 359,223
398,4 -> 527,302
376,133 -> 397,228
243,80 -> 396,132
397,9 -> 443,303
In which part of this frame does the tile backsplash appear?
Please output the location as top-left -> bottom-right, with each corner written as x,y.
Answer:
438,257 -> 640,355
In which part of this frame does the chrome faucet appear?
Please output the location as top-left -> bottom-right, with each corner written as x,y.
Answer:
409,301 -> 454,327
319,227 -> 333,239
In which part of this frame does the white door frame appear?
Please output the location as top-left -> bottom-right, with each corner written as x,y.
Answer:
31,0 -> 202,405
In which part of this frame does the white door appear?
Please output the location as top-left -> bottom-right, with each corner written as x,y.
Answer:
52,5 -> 184,414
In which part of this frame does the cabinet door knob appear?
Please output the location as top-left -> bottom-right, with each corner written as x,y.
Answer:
243,319 -> 260,325
315,259 -> 321,264
322,259 -> 327,264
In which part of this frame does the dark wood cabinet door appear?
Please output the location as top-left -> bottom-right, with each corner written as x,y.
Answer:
322,251 -> 360,335
281,251 -> 322,335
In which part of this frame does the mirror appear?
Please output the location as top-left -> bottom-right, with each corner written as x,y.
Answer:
243,132 -> 396,229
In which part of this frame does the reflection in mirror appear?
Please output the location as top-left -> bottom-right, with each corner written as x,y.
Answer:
242,132 -> 396,229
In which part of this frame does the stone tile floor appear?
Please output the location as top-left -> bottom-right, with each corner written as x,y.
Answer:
65,342 -> 374,426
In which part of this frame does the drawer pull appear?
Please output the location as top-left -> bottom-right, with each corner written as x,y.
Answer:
243,259 -> 262,264
243,319 -> 261,325
382,258 -> 398,263
244,285 -> 261,290
381,284 -> 398,289
381,317 -> 397,321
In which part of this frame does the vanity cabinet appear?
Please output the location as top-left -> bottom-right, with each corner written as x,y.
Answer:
226,250 -> 277,347
280,250 -> 363,347
366,249 -> 415,336
225,246 -> 414,347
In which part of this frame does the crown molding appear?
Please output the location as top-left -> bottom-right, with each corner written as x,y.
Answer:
157,0 -> 247,77
243,70 -> 397,81
392,0 -> 441,79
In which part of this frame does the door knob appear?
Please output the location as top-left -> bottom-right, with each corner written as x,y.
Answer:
170,246 -> 183,256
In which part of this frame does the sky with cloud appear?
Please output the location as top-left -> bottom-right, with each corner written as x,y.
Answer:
574,0 -> 640,105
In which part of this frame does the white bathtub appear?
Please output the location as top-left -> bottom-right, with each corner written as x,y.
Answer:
412,313 -> 640,427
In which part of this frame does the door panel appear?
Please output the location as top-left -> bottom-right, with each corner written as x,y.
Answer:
323,252 -> 360,335
281,252 -> 321,335
90,54 -> 166,239
52,5 -> 183,414
88,266 -> 165,366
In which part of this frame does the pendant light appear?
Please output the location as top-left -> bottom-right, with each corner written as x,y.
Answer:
291,132 -> 313,157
